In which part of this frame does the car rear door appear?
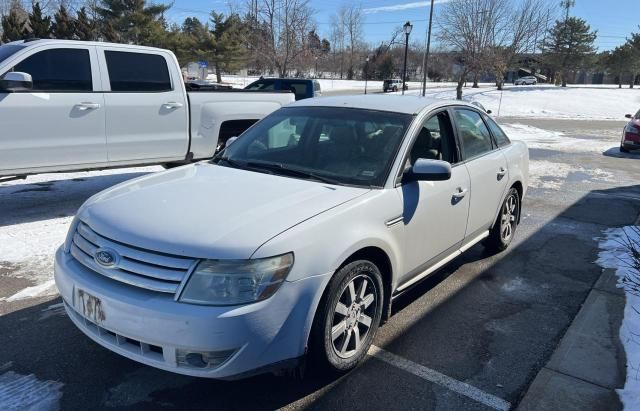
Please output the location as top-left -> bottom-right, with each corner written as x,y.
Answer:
452,108 -> 509,243
0,45 -> 106,172
98,47 -> 188,163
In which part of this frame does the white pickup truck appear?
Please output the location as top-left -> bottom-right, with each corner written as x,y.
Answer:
0,39 -> 294,180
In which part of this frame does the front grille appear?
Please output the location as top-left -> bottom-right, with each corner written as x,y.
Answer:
70,221 -> 197,294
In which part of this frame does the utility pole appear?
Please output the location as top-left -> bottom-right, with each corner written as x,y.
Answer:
421,0 -> 435,97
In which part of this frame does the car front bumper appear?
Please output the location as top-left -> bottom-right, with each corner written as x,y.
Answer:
623,132 -> 640,149
54,247 -> 331,379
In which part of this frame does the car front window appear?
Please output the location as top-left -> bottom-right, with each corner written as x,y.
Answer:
216,107 -> 413,187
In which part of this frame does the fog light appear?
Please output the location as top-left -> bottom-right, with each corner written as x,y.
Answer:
176,349 -> 236,369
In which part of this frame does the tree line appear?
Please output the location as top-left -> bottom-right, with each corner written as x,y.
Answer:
1,0 -> 639,94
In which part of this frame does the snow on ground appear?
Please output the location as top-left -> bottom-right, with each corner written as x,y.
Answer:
597,226 -> 640,410
0,166 -> 161,302
501,124 -> 614,153
219,74 -> 638,121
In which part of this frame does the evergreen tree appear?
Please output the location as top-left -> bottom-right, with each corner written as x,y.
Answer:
95,0 -> 170,45
24,2 -> 52,39
626,31 -> 640,88
52,5 -> 75,39
75,7 -> 96,41
209,11 -> 246,83
540,17 -> 597,87
605,45 -> 633,88
1,7 -> 25,42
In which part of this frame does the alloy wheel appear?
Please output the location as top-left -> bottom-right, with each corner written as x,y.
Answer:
330,274 -> 377,359
500,193 -> 518,242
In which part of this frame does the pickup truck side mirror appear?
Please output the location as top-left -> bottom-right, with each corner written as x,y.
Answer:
0,72 -> 33,92
403,159 -> 452,183
625,114 -> 633,119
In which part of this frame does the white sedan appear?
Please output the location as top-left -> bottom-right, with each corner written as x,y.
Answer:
54,95 -> 529,378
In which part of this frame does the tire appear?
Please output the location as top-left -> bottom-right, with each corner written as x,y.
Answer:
392,86 -> 398,92
310,260 -> 384,373
485,187 -> 520,253
621,145 -> 630,153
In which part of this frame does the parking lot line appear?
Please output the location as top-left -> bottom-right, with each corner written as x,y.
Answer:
368,346 -> 511,411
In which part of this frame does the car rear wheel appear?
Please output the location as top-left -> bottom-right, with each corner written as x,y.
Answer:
485,187 -> 520,252
310,260 -> 383,373
392,86 -> 398,92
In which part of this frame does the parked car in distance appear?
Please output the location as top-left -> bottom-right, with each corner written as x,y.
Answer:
0,39 -> 294,181
244,78 -> 321,100
383,78 -> 408,92
55,95 -> 529,379
622,110 -> 640,153
514,76 -> 537,85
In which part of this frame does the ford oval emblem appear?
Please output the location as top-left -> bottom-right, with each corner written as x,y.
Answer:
94,248 -> 119,268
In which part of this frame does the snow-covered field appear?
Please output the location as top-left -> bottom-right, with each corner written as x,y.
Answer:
218,75 -> 639,121
597,227 -> 640,410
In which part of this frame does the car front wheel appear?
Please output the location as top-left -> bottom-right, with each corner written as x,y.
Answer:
621,145 -> 630,153
485,187 -> 520,252
310,260 -> 384,373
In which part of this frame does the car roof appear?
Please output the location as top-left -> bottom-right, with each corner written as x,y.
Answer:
6,39 -> 169,53
286,95 -> 478,115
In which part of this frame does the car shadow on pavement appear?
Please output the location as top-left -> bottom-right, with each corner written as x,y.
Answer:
0,171 -> 154,227
1,184 -> 638,410
603,147 -> 640,159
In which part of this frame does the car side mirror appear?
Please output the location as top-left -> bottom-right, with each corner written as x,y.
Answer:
0,72 -> 33,92
625,114 -> 633,119
403,159 -> 452,183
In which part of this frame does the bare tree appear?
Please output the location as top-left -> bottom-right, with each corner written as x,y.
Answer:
249,0 -> 315,77
339,3 -> 363,79
330,11 -> 345,78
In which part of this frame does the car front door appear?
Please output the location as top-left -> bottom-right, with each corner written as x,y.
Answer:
0,46 -> 106,173
99,48 -> 188,163
453,108 -> 509,243
396,109 -> 471,286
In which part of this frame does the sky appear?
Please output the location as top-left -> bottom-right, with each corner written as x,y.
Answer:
165,0 -> 637,52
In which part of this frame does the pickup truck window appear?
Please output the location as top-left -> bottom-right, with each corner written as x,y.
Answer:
105,51 -> 171,92
454,109 -> 494,160
0,44 -> 25,65
14,48 -> 92,92
220,107 -> 412,187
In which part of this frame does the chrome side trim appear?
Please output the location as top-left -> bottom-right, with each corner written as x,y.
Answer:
385,216 -> 404,227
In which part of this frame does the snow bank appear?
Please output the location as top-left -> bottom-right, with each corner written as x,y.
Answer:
501,124 -> 614,153
597,226 -> 640,409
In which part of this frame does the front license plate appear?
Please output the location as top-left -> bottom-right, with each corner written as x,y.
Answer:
76,288 -> 106,324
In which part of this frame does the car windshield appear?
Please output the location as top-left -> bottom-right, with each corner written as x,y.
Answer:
245,79 -> 275,91
215,106 -> 413,187
0,44 -> 25,65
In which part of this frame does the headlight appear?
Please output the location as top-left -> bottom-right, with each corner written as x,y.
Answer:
179,253 -> 294,306
626,124 -> 640,134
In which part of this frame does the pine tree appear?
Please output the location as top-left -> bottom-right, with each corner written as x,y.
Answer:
75,7 -> 96,41
626,31 -> 640,88
1,8 -> 25,42
95,0 -> 170,45
540,17 -> 597,87
52,5 -> 75,39
24,2 -> 52,39
209,12 -> 246,83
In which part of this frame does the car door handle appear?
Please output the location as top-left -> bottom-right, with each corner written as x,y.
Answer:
497,167 -> 507,178
452,187 -> 468,199
163,102 -> 184,109
76,102 -> 101,110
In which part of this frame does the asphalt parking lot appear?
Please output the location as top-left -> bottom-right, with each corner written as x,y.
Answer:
1,118 -> 639,410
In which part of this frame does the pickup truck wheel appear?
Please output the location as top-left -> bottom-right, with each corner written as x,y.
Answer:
310,260 -> 383,373
485,187 -> 520,253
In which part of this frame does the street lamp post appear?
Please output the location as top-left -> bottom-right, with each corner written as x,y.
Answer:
402,21 -> 413,95
365,56 -> 369,95
314,56 -> 318,79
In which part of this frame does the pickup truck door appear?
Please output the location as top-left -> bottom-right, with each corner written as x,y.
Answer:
98,47 -> 189,163
452,108 -> 509,242
396,109 -> 471,287
0,45 -> 106,173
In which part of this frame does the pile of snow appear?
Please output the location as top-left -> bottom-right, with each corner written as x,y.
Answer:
501,124 -> 615,153
597,226 -> 640,409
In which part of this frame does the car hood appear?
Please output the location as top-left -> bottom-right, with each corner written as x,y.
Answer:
79,163 -> 369,259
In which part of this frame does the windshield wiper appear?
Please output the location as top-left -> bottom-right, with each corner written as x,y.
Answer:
246,161 -> 343,185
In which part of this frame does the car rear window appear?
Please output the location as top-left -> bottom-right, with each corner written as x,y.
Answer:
105,51 -> 172,92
